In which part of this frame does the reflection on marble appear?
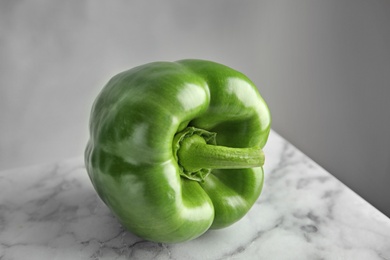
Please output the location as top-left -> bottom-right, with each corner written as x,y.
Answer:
1,130 -> 389,260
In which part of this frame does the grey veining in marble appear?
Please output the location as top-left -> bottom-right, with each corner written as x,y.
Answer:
1,130 -> 390,260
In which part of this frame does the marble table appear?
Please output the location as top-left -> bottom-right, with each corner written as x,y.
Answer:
1,131 -> 389,260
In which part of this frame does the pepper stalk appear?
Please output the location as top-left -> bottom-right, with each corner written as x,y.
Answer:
173,127 -> 265,182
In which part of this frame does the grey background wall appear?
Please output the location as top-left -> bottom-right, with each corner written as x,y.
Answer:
1,0 -> 389,216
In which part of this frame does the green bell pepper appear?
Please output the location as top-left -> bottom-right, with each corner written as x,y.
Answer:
85,59 -> 271,243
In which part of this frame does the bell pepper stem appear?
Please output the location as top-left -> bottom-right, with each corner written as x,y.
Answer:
178,135 -> 264,171
173,127 -> 265,181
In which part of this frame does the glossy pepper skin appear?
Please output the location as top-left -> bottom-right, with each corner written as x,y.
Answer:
85,59 -> 271,243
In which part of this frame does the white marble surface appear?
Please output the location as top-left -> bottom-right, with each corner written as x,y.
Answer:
1,130 -> 389,260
